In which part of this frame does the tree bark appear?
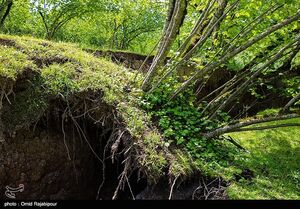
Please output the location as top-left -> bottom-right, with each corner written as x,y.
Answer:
203,113 -> 300,139
177,0 -> 217,57
230,123 -> 300,132
0,0 -> 13,29
280,92 -> 300,114
211,0 -> 228,48
142,0 -> 187,91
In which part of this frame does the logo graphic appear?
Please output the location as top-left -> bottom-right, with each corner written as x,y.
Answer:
5,184 -> 24,199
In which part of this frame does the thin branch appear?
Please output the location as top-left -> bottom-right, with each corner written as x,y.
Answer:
203,113 -> 300,139
221,3 -> 283,55
209,36 -> 300,119
280,92 -> 300,114
231,123 -> 300,132
223,135 -> 247,151
38,10 -> 49,34
171,10 -> 300,99
177,0 -> 217,57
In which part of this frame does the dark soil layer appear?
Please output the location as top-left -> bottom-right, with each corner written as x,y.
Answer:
136,176 -> 228,200
0,107 -> 147,200
0,100 -> 227,200
86,49 -> 154,73
0,126 -> 98,199
0,76 -> 147,200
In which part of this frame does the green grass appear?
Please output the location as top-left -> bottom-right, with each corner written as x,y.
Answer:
227,118 -> 300,199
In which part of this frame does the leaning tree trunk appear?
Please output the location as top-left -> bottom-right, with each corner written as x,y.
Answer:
203,113 -> 300,139
0,0 -> 13,29
141,0 -> 187,91
280,93 -> 300,114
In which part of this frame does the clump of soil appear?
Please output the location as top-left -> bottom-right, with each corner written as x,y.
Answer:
87,49 -> 154,73
0,38 -> 16,47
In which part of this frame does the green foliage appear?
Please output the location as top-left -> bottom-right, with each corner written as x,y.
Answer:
282,76 -> 300,98
2,0 -> 35,35
1,0 -> 165,53
140,78 -> 239,179
0,45 -> 35,79
30,0 -> 102,39
41,63 -> 80,96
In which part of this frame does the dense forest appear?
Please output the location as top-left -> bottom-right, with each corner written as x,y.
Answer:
0,0 -> 299,201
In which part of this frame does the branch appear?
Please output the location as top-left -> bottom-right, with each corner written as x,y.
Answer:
231,123 -> 300,133
221,3 -> 283,55
208,36 -> 300,119
171,10 -> 300,99
279,92 -> 300,114
224,135 -> 247,151
49,13 -> 77,39
177,0 -> 217,57
38,10 -> 49,34
178,0 -> 239,65
203,113 -> 300,139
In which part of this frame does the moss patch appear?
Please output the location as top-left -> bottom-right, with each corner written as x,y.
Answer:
0,45 -> 35,80
0,34 -> 187,182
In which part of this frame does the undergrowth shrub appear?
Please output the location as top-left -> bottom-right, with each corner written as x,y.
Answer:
139,77 -> 242,179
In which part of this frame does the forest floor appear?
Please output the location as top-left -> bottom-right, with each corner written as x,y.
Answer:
227,118 -> 300,199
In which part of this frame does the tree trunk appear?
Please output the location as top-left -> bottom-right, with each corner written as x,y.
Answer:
0,0 -> 13,29
280,93 -> 300,114
142,0 -> 187,91
203,113 -> 300,139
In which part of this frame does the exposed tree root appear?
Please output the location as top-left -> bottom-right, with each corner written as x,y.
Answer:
168,176 -> 179,200
192,177 -> 228,200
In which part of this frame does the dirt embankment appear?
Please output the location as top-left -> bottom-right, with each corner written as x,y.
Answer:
86,49 -> 154,73
0,91 -> 146,200
0,36 -> 254,200
89,49 -> 294,117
